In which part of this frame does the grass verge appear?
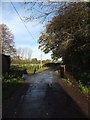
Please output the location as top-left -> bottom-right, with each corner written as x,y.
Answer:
2,66 -> 25,103
78,80 -> 90,94
55,70 -> 90,94
36,67 -> 48,73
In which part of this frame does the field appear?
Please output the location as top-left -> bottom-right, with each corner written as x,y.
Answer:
2,63 -> 48,102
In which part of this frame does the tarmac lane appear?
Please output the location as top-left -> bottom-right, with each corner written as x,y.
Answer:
13,70 -> 87,118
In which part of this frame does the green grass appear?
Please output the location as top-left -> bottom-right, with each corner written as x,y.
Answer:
27,69 -> 34,74
27,66 -> 48,74
27,65 -> 40,74
3,64 -> 48,102
36,67 -> 48,73
2,65 -> 25,102
75,71 -> 90,94
78,80 -> 90,94
55,69 -> 90,94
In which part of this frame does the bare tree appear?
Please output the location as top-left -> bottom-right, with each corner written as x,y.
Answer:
27,48 -> 32,61
16,47 -> 32,61
16,47 -> 22,59
23,2 -> 67,23
0,24 -> 16,57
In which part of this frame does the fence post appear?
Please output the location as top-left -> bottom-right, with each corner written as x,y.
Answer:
60,66 -> 64,78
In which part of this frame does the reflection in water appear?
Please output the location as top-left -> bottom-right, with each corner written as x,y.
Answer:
15,70 -> 86,118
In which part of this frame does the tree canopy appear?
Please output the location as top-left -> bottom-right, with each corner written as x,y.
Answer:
38,2 -> 90,73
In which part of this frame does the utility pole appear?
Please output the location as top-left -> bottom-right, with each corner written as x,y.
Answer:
41,50 -> 42,68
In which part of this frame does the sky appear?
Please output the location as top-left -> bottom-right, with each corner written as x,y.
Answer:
1,1 -> 88,60
0,2 -> 52,60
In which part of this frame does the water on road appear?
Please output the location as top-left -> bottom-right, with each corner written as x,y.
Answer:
14,70 -> 86,118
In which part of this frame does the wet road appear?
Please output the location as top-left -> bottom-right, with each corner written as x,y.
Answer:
14,70 -> 86,118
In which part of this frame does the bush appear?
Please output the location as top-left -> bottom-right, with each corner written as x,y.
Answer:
78,80 -> 90,94
2,65 -> 26,102
80,71 -> 90,86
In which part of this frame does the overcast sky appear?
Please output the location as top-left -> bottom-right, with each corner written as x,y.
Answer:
0,2 -> 52,60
